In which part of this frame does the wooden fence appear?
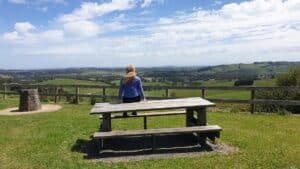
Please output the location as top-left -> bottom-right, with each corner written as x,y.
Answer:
1,84 -> 300,113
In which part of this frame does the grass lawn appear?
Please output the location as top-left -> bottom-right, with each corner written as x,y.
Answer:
0,98 -> 299,169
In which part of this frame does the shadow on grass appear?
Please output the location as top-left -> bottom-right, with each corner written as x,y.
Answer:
71,134 -> 214,159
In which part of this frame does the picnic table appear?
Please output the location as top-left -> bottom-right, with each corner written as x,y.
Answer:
90,97 -> 222,152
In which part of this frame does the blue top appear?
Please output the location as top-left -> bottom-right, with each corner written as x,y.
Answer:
118,76 -> 145,99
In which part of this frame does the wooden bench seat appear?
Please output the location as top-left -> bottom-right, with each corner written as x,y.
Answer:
93,125 -> 222,151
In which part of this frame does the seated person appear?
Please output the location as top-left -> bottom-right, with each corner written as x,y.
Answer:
118,64 -> 146,116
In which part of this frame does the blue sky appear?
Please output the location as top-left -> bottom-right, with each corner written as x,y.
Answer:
0,0 -> 300,69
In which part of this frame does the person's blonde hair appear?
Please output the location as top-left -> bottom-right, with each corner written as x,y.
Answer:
123,64 -> 136,85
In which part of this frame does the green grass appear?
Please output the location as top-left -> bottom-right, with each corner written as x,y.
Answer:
168,89 -> 250,100
37,78 -> 110,94
201,80 -> 234,86
34,78 -> 275,100
0,97 -> 18,109
254,79 -> 276,86
0,98 -> 299,169
38,78 -> 108,86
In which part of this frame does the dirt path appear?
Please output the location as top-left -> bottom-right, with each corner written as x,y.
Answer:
0,104 -> 62,116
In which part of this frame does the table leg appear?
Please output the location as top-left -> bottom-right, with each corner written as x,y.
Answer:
196,107 -> 207,126
100,113 -> 111,132
195,107 -> 207,146
186,108 -> 195,127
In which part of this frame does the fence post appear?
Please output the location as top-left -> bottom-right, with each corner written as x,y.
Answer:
165,88 -> 169,98
201,88 -> 205,98
76,86 -> 80,104
3,84 -> 7,100
54,87 -> 58,104
102,87 -> 106,102
251,89 -> 255,114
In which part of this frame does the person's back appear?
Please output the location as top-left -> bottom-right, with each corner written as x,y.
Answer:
119,76 -> 144,100
118,64 -> 145,116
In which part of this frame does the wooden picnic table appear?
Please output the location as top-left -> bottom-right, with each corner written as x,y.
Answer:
90,97 -> 220,150
91,97 -> 215,131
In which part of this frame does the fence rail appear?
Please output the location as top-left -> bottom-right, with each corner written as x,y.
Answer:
1,84 -> 300,113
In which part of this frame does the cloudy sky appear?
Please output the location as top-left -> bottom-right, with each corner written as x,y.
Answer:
0,0 -> 300,69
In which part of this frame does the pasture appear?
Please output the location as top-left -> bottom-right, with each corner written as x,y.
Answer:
33,78 -> 275,100
0,98 -> 299,169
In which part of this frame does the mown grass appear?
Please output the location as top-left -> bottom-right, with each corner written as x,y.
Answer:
0,98 -> 299,169
0,97 -> 18,109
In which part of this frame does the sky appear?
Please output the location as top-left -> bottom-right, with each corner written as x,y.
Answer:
0,0 -> 300,69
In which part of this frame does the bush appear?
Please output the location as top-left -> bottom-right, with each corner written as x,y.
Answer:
90,97 -> 96,105
256,68 -> 300,113
234,80 -> 254,86
277,68 -> 300,86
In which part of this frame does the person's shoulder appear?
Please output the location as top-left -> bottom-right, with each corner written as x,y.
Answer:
135,76 -> 142,81
120,77 -> 124,84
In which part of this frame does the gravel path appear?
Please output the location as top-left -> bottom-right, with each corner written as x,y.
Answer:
0,104 -> 62,116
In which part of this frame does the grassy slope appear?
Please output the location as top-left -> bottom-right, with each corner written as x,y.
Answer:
199,62 -> 300,75
0,98 -> 299,169
38,78 -> 109,86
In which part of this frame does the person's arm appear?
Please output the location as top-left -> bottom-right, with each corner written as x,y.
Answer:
137,77 -> 146,100
118,79 -> 124,100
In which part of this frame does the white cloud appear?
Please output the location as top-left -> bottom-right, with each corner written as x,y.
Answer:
1,0 -> 300,68
141,0 -> 152,8
3,22 -> 36,41
141,0 -> 164,8
2,31 -> 19,41
58,0 -> 136,23
63,20 -> 100,38
39,30 -> 64,42
2,22 -> 64,43
14,22 -> 35,35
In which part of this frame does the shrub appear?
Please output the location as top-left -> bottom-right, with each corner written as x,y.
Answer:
256,68 -> 300,113
234,80 -> 254,86
90,97 -> 98,105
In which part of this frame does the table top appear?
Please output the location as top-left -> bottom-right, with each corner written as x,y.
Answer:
90,97 -> 215,114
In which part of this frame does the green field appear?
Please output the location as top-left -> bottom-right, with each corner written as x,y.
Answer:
0,98 -> 299,169
38,78 -> 109,86
34,78 -> 275,101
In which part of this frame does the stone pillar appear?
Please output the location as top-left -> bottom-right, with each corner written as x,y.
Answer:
19,89 -> 41,112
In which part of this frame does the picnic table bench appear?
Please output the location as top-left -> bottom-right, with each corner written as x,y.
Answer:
90,97 -> 222,152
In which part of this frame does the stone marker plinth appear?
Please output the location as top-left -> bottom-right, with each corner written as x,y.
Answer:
19,89 -> 41,112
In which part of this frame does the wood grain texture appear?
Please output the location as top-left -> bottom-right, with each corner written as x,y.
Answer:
91,97 -> 215,114
99,110 -> 186,119
93,125 -> 222,139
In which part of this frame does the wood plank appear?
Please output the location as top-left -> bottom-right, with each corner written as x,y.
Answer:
91,98 -> 215,114
196,107 -> 207,145
100,113 -> 111,132
186,108 -> 195,127
209,98 -> 300,106
99,110 -> 186,119
196,107 -> 206,126
93,125 -> 222,139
